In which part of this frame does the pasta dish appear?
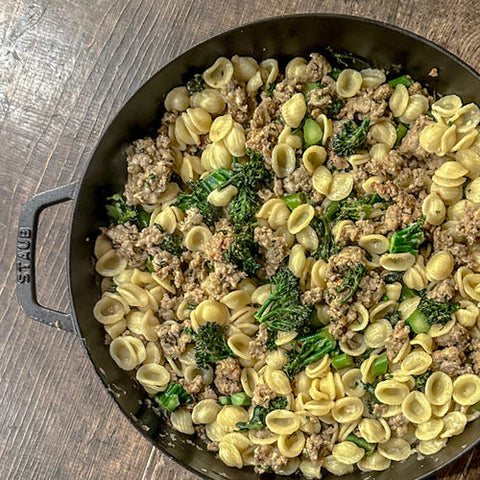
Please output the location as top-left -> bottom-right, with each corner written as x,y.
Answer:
92,51 -> 480,477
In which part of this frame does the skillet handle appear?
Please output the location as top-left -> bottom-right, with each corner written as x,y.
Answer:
16,182 -> 78,334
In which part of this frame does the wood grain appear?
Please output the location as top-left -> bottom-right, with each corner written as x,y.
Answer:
1,1 -> 479,479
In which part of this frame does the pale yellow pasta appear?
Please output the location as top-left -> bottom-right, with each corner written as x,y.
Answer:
351,303 -> 369,331
339,333 -> 368,357
109,336 -> 145,370
164,86 -> 190,112
312,165 -> 332,195
296,226 -> 319,252
202,141 -> 232,169
331,397 -> 364,423
364,320 -> 393,348
324,455 -> 354,476
452,374 -> 480,405
272,143 -> 296,178
94,234 -> 112,259
420,438 -> 450,457
217,405 -> 249,431
327,172 -> 354,201
422,192 -> 446,226
104,318 -> 127,339
370,119 -> 397,148
277,431 -> 305,458
401,349 -> 432,376
317,114 -> 333,145
440,411 -> 467,438
264,367 -> 292,395
359,234 -> 389,255
375,380 -> 410,405
466,177 -> 480,203
193,299 -> 230,328
426,251 -> 454,281
190,88 -> 225,115
136,363 -> 170,394
389,84 -> 409,117
278,126 -> 303,149
399,94 -> 429,124
207,184 -> 237,207
232,55 -> 258,82
210,113 -> 234,143
218,442 -> 243,468
403,260 -> 428,291
379,252 -> 416,271
227,333 -> 252,360
402,391 -> 432,424
288,244 -> 307,278
117,283 -> 149,308
378,438 -> 411,461
342,368 -> 364,397
223,122 -> 246,157
221,290 -> 251,311
267,202 -> 291,229
203,57 -> 234,88
336,69 -> 362,98
361,68 -> 386,88
299,459 -> 322,479
259,58 -> 279,86
93,294 -> 125,324
415,418 -> 444,441
358,418 -> 391,443
281,93 -> 307,128
332,440 -> 365,465
192,399 -> 222,425
184,225 -> 213,251
456,149 -> 480,178
420,123 -> 448,153
265,410 -> 300,435
96,249 -> 127,277
450,103 -> 480,133
248,429 -> 278,445
285,56 -> 307,78
357,451 -> 391,472
287,204 -> 315,235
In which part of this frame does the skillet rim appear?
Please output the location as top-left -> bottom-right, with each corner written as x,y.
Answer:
67,12 -> 480,480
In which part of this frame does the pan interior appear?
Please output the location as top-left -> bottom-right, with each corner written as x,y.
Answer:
69,14 -> 480,480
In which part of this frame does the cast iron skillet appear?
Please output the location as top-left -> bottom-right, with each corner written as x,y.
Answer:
16,14 -> 480,480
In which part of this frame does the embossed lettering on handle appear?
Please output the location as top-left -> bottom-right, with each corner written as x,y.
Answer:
16,182 -> 78,333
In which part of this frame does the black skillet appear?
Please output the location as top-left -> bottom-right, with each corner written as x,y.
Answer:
16,14 -> 480,480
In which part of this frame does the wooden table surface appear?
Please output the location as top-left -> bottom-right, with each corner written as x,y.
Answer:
1,0 -> 480,479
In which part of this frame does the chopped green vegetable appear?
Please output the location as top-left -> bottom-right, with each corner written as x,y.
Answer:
333,118 -> 370,157
145,256 -> 155,273
266,329 -> 278,351
154,382 -> 193,412
362,381 -> 381,414
155,229 -> 184,258
303,118 -> 323,147
474,401 -> 480,412
190,322 -> 234,368
231,392 -> 252,407
283,327 -> 337,378
395,121 -> 409,146
334,193 -> 389,221
414,371 -> 431,393
399,284 -> 418,301
327,48 -> 372,70
389,217 -> 426,254
372,355 -> 388,378
406,295 -> 460,334
106,193 -> 151,230
388,75 -> 414,88
219,396 -> 232,405
282,192 -> 307,210
331,353 -> 354,370
236,397 -> 287,432
346,433 -> 376,457
186,73 -> 205,94
302,82 -> 323,102
337,264 -> 366,305
254,267 -> 314,334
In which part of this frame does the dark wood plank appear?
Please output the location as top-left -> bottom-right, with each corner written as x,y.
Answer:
1,1 -> 479,479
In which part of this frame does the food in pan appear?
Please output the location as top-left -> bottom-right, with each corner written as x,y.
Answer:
92,51 -> 480,477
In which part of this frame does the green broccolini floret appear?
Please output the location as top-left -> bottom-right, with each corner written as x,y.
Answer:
337,264 -> 366,305
283,327 -> 337,378
106,193 -> 151,229
254,267 -> 314,334
333,118 -> 370,157
190,322 -> 234,368
186,74 -> 205,94
385,308 -> 402,326
311,201 -> 341,261
174,168 -> 233,226
418,296 -> 460,326
414,371 -> 432,393
154,228 -> 184,257
154,382 -> 193,412
327,98 -> 344,117
224,228 -> 260,276
361,381 -> 382,415
236,397 -> 288,432
335,193 -> 390,221
389,217 -> 426,254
